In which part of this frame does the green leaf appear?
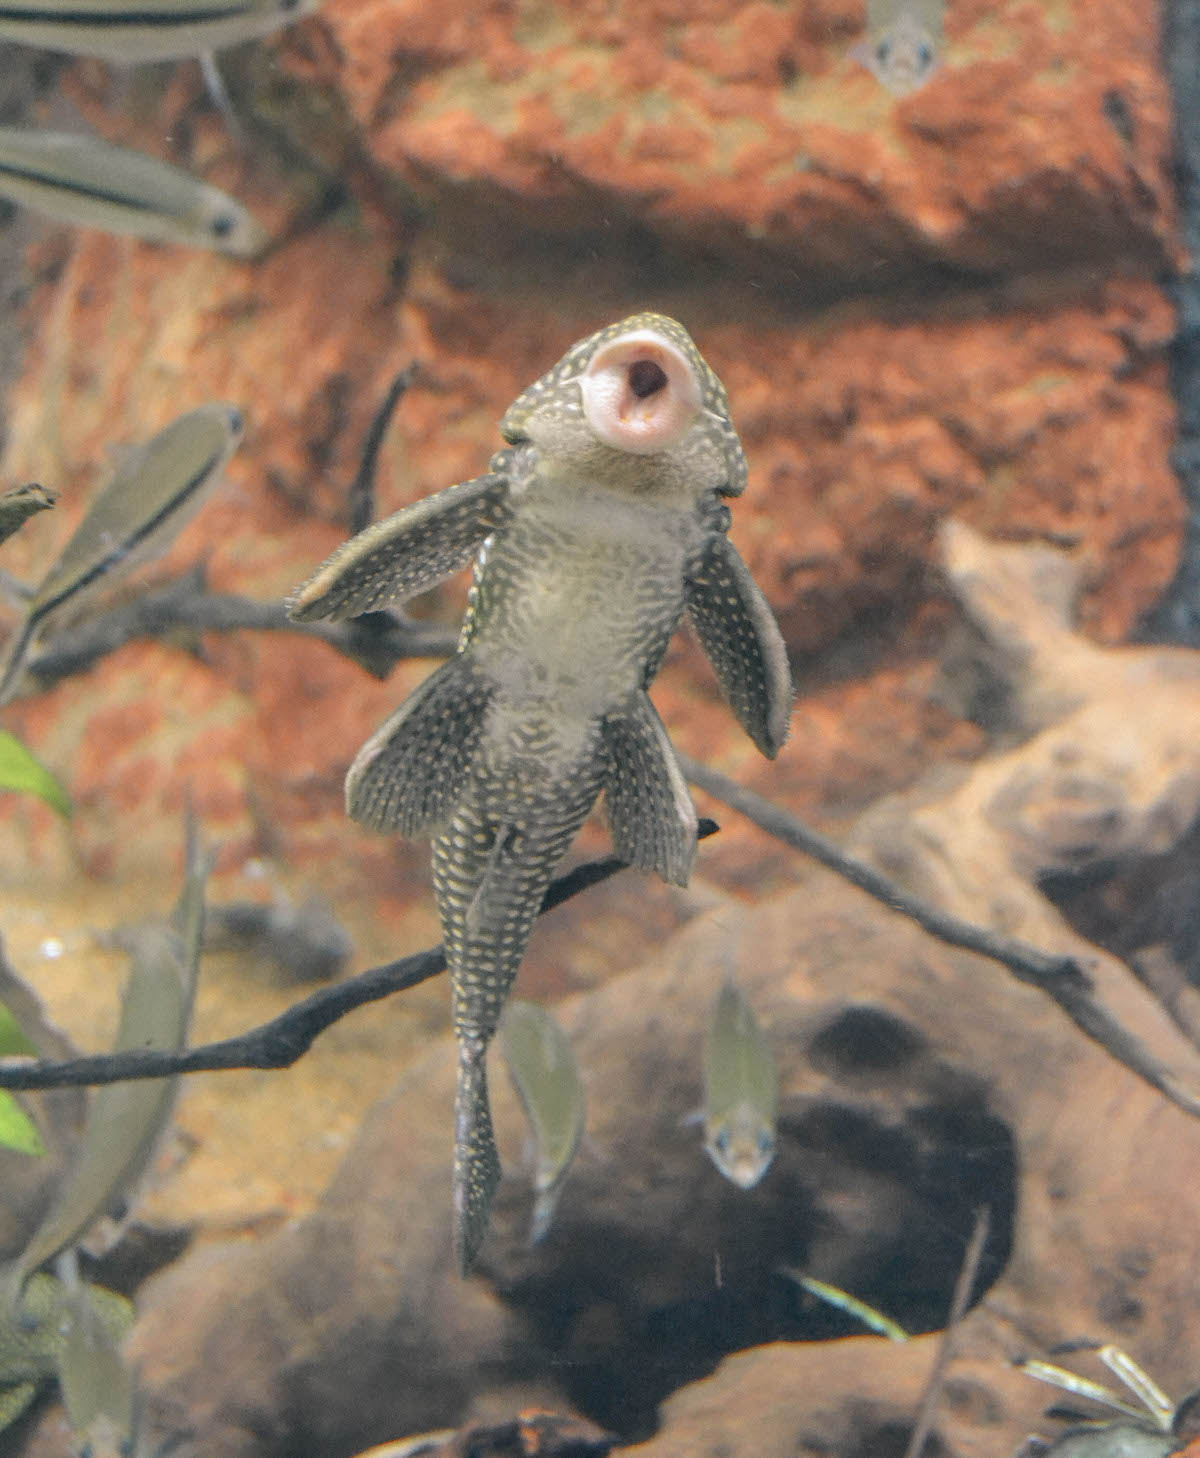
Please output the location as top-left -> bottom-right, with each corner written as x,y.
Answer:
0,1090 -> 44,1155
0,730 -> 71,817
0,999 -> 37,1056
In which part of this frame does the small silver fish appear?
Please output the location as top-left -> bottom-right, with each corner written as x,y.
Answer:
0,1273 -> 131,1436
702,981 -> 777,1190
500,999 -> 585,1244
0,402 -> 243,705
0,0 -> 318,62
852,0 -> 942,97
5,826 -> 208,1293
57,1258 -> 138,1458
0,129 -> 268,255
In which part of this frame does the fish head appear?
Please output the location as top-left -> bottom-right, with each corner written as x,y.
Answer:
193,186 -> 270,259
704,1100 -> 776,1190
500,312 -> 748,497
854,10 -> 940,96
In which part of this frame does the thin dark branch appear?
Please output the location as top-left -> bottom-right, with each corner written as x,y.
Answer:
678,754 -> 1200,1118
21,565 -> 458,692
348,366 -> 417,536
0,821 -> 719,1091
903,1206 -> 991,1458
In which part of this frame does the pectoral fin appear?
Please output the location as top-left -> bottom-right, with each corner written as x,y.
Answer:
602,692 -> 697,887
287,472 -> 511,622
345,655 -> 492,834
685,534 -> 792,758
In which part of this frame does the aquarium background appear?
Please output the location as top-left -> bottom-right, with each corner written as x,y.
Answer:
1,0 -> 1199,1454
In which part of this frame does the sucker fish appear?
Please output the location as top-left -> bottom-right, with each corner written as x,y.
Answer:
500,998 -> 585,1244
702,980 -> 778,1190
0,402 -> 243,706
0,0 -> 319,63
0,128 -> 267,255
289,312 -> 793,1271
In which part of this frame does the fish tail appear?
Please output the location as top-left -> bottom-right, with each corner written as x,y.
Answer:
453,1038 -> 502,1275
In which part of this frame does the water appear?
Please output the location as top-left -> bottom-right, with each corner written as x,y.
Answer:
0,7 -> 1199,1456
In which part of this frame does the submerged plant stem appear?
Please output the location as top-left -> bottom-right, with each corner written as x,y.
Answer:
902,1205 -> 991,1458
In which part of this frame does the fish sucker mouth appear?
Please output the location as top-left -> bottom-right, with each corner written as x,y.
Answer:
581,328 -> 702,454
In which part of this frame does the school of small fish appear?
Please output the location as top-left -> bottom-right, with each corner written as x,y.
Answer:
290,311 -> 793,1271
0,0 -> 322,253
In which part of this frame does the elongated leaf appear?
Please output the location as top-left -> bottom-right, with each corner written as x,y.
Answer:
0,1090 -> 44,1155
0,730 -> 70,817
0,999 -> 37,1056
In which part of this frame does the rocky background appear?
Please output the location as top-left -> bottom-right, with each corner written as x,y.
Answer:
1,0 -> 1200,1454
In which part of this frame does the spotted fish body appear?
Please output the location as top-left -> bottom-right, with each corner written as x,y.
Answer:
289,313 -> 792,1271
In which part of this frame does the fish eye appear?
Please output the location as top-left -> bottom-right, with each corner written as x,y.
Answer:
876,39 -> 892,63
715,1128 -> 731,1155
758,1130 -> 774,1156
918,43 -> 934,67
628,359 -> 668,400
210,212 -> 237,239
227,407 -> 245,434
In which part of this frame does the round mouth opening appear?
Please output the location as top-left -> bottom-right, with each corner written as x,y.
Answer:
581,328 -> 701,454
628,359 -> 669,400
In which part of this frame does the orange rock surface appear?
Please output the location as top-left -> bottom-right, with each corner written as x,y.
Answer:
301,0 -> 1180,283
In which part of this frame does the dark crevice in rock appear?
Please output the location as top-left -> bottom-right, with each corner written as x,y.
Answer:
494,1086 -> 1015,1443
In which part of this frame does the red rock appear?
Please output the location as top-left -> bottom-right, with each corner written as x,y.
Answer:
307,0 -> 1179,282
